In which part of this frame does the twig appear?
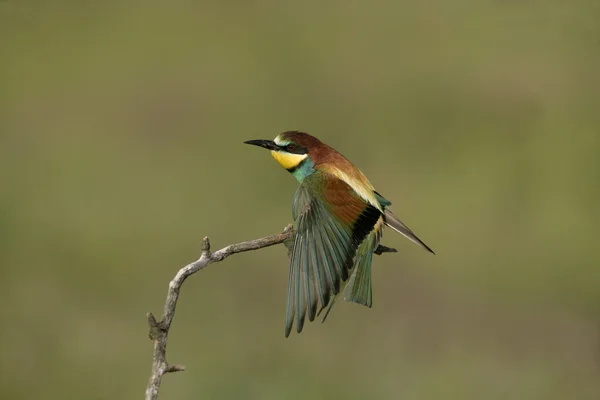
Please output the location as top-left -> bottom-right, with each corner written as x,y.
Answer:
145,224 -> 295,400
144,225 -> 397,400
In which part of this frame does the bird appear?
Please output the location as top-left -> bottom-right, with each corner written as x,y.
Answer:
244,131 -> 434,337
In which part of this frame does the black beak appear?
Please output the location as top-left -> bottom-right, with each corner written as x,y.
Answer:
244,139 -> 280,151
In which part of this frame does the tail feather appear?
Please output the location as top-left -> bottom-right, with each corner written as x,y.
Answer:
345,248 -> 374,307
344,219 -> 384,307
384,209 -> 435,254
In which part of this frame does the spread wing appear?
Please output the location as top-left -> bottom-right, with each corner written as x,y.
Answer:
285,172 -> 382,337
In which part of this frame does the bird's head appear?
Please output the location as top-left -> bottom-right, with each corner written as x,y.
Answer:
245,131 -> 322,180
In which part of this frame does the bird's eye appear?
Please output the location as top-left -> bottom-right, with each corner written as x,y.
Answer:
286,144 -> 296,152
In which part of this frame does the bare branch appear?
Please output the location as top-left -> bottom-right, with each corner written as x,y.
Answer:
145,224 -> 294,400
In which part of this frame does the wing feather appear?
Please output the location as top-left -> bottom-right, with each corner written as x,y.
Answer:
284,172 -> 383,336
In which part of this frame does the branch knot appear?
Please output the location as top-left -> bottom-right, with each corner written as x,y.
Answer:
200,236 -> 211,256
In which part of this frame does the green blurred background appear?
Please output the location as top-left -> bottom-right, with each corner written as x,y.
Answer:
1,1 -> 600,399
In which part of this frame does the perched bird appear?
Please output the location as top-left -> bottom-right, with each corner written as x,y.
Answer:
245,131 -> 434,337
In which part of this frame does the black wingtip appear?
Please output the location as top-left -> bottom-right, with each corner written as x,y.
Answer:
296,316 -> 306,335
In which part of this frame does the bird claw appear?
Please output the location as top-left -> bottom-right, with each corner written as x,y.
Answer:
374,244 -> 397,255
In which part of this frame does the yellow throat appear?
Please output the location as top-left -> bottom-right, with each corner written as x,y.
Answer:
270,150 -> 307,170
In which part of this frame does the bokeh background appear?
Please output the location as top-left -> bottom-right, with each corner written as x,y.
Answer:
2,1 -> 600,399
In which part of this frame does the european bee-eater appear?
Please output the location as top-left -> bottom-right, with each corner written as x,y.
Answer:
245,131 -> 434,337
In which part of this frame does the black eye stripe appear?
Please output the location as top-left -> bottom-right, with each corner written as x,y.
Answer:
279,143 -> 308,155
